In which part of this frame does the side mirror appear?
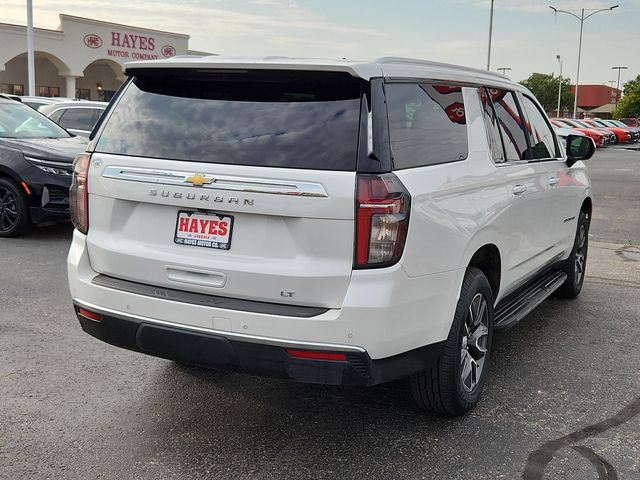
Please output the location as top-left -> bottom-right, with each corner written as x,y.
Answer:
566,134 -> 595,166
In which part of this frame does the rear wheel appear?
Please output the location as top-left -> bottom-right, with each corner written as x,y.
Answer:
410,267 -> 494,416
555,209 -> 589,299
0,178 -> 31,237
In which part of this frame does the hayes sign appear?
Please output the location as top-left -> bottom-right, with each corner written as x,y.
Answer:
84,31 -> 176,60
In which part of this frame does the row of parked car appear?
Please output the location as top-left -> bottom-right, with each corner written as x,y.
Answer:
551,117 -> 640,147
0,94 -> 107,138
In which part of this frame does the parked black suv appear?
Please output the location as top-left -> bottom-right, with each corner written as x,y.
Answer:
0,98 -> 86,236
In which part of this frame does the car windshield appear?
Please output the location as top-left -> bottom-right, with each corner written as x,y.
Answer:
0,102 -> 70,139
573,120 -> 593,128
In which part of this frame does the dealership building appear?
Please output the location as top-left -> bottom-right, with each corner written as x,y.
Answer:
0,14 -> 205,101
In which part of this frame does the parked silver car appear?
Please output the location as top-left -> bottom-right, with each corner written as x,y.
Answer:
39,101 -> 107,138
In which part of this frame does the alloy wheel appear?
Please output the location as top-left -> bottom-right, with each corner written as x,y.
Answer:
0,186 -> 19,233
460,293 -> 489,393
574,224 -> 587,286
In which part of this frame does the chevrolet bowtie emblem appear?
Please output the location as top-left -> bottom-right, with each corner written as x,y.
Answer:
184,174 -> 213,187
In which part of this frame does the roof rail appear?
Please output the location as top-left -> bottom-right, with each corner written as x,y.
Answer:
374,57 -> 508,80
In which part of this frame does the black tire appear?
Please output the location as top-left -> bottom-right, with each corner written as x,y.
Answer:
410,267 -> 494,416
555,209 -> 590,299
0,178 -> 31,238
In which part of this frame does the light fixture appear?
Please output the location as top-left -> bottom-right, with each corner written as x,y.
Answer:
96,83 -> 103,91
549,4 -> 619,118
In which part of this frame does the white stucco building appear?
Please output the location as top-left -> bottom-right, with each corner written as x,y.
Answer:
0,14 -> 204,101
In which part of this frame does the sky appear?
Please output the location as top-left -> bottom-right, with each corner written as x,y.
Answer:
3,0 -> 640,87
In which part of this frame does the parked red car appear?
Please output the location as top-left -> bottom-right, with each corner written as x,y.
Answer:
619,118 -> 639,127
551,119 -> 606,146
583,118 -> 631,143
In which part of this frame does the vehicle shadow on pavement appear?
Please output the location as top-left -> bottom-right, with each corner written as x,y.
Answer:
125,362 -> 466,477
104,300 -> 559,477
28,222 -> 74,240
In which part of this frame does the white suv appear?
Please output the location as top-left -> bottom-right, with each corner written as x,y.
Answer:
67,57 -> 594,415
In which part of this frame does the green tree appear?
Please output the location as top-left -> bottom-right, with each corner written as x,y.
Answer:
613,74 -> 640,119
520,73 -> 574,114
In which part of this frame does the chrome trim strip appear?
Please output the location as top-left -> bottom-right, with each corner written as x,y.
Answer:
72,298 -> 365,353
359,203 -> 397,208
101,166 -> 328,198
366,109 -> 374,157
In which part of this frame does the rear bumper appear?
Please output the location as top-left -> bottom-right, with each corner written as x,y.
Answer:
73,300 -> 444,386
68,229 -> 460,375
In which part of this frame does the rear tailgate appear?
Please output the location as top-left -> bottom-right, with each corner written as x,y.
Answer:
86,68 -> 364,309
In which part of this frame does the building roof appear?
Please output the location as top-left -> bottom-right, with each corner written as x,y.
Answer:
123,55 -> 516,86
59,14 -> 190,38
589,103 -> 617,114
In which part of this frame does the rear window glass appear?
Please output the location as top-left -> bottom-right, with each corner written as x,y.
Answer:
386,83 -> 468,169
95,70 -> 363,171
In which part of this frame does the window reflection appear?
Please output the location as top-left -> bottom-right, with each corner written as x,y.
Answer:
95,72 -> 361,171
386,83 -> 468,169
488,89 -> 530,161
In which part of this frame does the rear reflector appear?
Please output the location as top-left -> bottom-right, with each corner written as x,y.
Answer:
77,307 -> 104,322
286,349 -> 347,361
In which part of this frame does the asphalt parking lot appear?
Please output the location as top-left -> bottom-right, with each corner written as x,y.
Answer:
1,148 -> 639,480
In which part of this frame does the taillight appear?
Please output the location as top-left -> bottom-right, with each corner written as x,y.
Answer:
70,153 -> 91,234
355,173 -> 410,268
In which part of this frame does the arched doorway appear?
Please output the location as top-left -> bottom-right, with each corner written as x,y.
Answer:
76,59 -> 123,101
0,52 -> 71,97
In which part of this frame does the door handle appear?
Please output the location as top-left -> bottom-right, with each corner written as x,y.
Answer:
512,184 -> 527,195
548,177 -> 559,186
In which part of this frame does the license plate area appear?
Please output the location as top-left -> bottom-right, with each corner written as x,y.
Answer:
174,210 -> 234,250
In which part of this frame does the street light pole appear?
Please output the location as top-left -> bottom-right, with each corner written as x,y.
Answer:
26,0 -> 35,96
497,67 -> 511,76
556,55 -> 563,117
486,0 -> 494,71
549,4 -> 619,119
611,66 -> 627,107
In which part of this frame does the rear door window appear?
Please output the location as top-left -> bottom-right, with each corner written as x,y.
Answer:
386,83 -> 468,169
95,70 -> 363,171
478,87 -> 506,163
488,89 -> 531,161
